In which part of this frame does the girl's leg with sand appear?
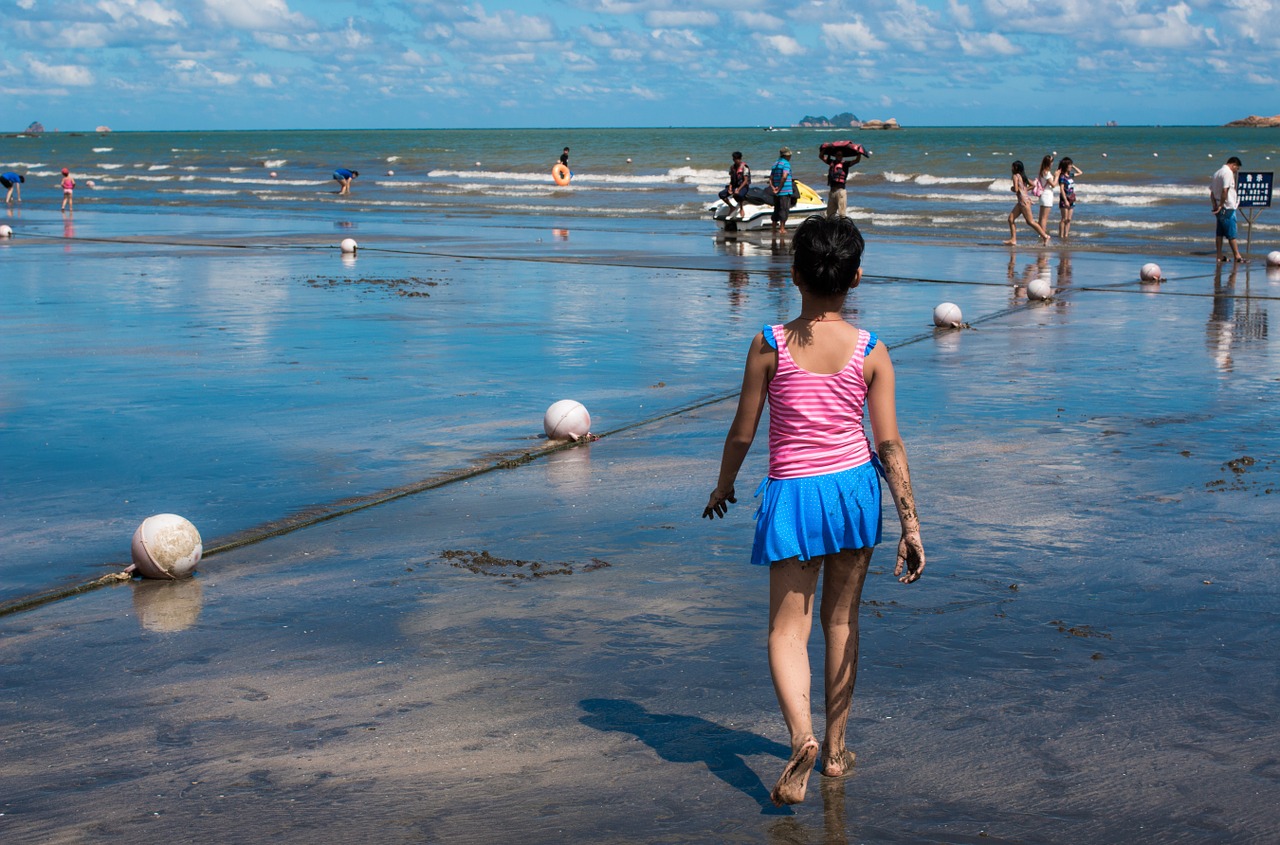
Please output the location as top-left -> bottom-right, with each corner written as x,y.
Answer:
768,557 -> 822,804
819,548 -> 872,777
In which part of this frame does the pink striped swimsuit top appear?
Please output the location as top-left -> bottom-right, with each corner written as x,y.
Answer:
766,323 -> 876,479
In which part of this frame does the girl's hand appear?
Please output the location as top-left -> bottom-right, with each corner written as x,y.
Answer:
703,487 -> 736,519
894,529 -> 925,583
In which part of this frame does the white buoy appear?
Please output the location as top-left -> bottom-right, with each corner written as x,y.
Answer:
131,514 -> 202,580
932,302 -> 962,327
340,237 -> 358,254
1266,250 -> 1280,267
270,171 -> 277,178
544,400 -> 591,441
387,169 -> 395,176
475,161 -> 481,166
86,180 -> 96,188
1027,276 -> 1052,300
1140,262 -> 1163,282
0,224 -> 12,238
626,158 -> 632,163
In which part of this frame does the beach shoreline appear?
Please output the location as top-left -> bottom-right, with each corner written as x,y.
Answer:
2,192 -> 1279,842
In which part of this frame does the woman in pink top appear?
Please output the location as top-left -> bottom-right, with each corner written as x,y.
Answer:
703,215 -> 925,806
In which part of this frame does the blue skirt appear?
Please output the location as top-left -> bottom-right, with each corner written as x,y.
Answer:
751,461 -> 882,567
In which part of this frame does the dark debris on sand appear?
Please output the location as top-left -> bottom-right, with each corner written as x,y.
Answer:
429,549 -> 611,581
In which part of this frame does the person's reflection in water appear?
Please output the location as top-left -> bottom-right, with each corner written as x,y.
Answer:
1206,263 -> 1237,372
1007,251 -> 1048,301
579,698 -> 793,813
1055,251 -> 1073,291
766,777 -> 854,844
728,269 -> 751,310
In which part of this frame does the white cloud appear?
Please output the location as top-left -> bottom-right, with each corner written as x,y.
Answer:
29,58 -> 94,86
17,0 -> 34,8
957,31 -> 1020,55
251,73 -> 273,87
98,0 -> 185,28
201,0 -> 311,33
734,11 -> 784,31
756,88 -> 774,99
947,0 -> 974,29
454,9 -> 556,42
822,19 -> 886,52
1118,2 -> 1212,49
760,34 -> 805,55
579,27 -> 618,47
880,0 -> 942,51
644,10 -> 717,28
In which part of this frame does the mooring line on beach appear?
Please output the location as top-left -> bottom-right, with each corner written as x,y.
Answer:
0,279 -> 1183,620
0,388 -> 741,620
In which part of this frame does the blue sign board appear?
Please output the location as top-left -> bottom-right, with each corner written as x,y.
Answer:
1237,172 -> 1272,208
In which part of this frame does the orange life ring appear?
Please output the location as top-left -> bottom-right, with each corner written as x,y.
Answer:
552,163 -> 571,186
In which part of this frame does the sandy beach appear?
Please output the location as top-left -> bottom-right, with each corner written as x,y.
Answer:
2,206 -> 1278,843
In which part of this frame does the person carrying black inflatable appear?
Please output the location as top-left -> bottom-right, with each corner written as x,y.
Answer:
819,145 -> 862,218
718,152 -> 751,219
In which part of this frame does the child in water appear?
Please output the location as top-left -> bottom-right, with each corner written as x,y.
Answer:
60,167 -> 75,212
703,215 -> 926,806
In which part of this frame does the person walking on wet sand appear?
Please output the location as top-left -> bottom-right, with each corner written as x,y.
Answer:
1004,160 -> 1050,245
703,215 -> 925,807
1211,156 -> 1245,263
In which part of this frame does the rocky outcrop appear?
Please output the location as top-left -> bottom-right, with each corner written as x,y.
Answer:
796,112 -> 861,127
860,118 -> 901,130
23,121 -> 44,135
1226,114 -> 1280,127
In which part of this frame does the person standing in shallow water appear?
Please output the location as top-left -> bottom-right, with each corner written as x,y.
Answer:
1004,160 -> 1050,245
1210,156 -> 1244,263
703,215 -> 926,807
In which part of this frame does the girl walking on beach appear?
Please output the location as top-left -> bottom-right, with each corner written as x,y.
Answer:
1035,154 -> 1057,234
1004,160 -> 1050,245
59,168 -> 75,213
703,215 -> 926,806
1057,157 -> 1082,239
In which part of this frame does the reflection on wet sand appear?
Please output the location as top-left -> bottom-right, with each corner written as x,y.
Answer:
132,578 -> 204,632
1206,263 -> 1270,372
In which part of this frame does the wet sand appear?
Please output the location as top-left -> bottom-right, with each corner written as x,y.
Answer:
2,209 -> 1279,843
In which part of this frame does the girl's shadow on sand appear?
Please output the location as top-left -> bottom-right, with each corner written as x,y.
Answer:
579,698 -> 792,813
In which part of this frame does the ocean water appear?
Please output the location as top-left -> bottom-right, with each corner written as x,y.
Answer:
4,125 -> 1280,252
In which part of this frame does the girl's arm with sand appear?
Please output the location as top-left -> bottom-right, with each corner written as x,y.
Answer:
865,342 -> 925,583
703,333 -> 774,519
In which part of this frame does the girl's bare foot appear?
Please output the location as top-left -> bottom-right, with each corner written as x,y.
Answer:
771,736 -> 819,805
822,747 -> 857,778
1002,239 -> 1017,246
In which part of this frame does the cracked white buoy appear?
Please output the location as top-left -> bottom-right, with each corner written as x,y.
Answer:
131,514 -> 202,580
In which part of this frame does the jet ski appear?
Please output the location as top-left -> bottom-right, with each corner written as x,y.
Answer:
709,180 -> 826,232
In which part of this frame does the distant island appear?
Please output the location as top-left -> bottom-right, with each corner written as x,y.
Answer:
794,112 -> 901,130
796,112 -> 860,127
1226,114 -> 1280,127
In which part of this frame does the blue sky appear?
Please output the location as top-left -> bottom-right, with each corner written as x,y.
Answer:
4,0 -> 1274,130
